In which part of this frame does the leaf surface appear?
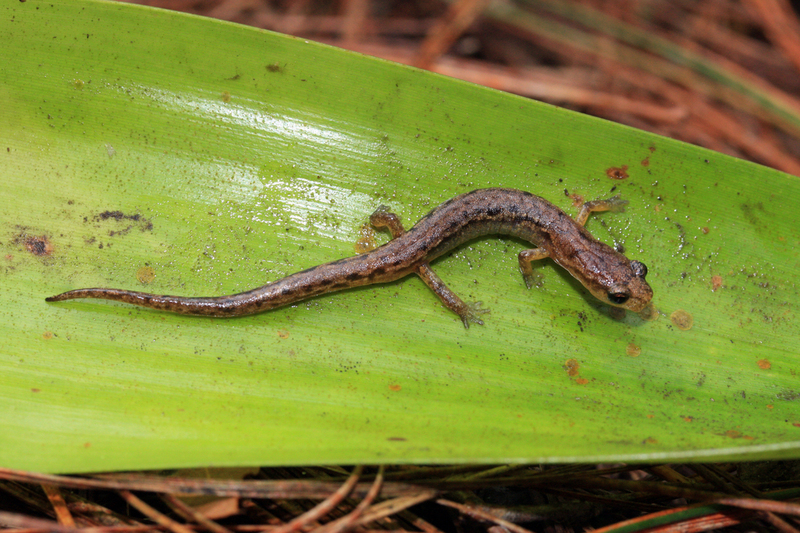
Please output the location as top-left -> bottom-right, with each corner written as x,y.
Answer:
1,0 -> 798,473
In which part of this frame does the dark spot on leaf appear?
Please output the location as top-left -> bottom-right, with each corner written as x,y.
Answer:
13,231 -> 53,256
94,210 -> 153,236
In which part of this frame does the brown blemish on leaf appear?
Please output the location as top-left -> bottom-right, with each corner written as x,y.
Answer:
575,377 -> 589,385
757,359 -> 772,370
641,157 -> 650,167
605,165 -> 629,180
388,384 -> 402,392
711,275 -> 723,291
723,429 -> 754,439
563,358 -> 580,377
266,62 -> 283,73
670,309 -> 693,330
136,266 -> 155,284
277,329 -> 290,339
354,225 -> 377,254
27,235 -> 53,256
701,226 -> 710,234
42,331 -> 53,340
626,343 -> 641,357
13,231 -> 54,257
31,388 -> 41,393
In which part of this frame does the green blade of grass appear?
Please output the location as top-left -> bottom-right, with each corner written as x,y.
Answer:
1,0 -> 799,473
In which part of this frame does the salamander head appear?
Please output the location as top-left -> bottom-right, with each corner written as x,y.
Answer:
591,258 -> 653,312
554,239 -> 653,312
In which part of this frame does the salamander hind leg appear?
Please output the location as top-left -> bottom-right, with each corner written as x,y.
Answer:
415,263 -> 489,328
370,205 -> 406,239
575,194 -> 628,226
518,248 -> 550,289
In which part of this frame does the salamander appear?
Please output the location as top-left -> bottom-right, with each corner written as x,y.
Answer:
46,188 -> 653,327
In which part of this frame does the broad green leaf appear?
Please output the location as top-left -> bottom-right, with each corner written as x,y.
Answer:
2,0 -> 798,474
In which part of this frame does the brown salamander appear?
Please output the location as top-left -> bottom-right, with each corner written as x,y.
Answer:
46,188 -> 653,327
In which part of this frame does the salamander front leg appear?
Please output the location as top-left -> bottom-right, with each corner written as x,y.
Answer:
415,263 -> 489,328
575,194 -> 628,226
370,205 -> 406,239
518,248 -> 550,289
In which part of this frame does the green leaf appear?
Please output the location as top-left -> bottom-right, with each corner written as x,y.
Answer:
2,0 -> 798,473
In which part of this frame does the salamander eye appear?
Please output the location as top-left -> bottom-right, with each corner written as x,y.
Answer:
631,260 -> 648,278
608,292 -> 630,304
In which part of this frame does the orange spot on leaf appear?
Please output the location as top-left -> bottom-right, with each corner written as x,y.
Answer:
563,358 -> 580,377
605,165 -> 629,180
569,193 -> 585,207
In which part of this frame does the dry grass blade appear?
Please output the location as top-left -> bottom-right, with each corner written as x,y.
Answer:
0,510 -> 67,531
415,0 -> 490,68
311,465 -> 384,533
714,497 -> 800,516
347,491 -> 439,528
747,0 -> 800,74
41,484 -> 76,527
119,490 -> 195,533
590,504 -> 755,533
161,494 -> 235,533
0,467 -> 423,500
436,499 -> 535,533
269,465 -> 364,533
762,512 -> 800,533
